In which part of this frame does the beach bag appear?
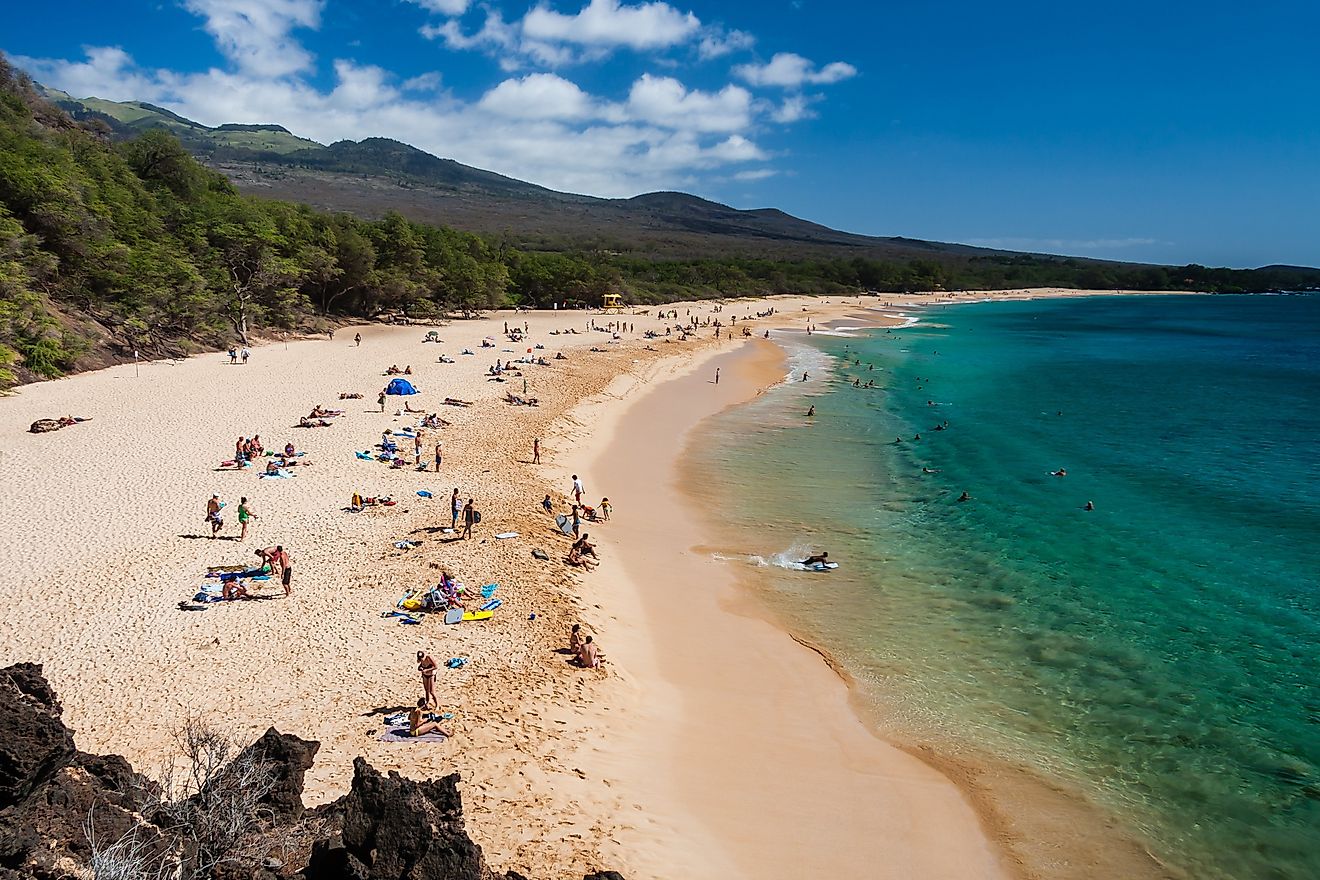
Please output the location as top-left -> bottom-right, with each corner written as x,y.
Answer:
473,510 -> 482,523
401,598 -> 422,611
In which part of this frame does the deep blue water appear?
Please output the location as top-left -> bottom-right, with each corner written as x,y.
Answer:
692,294 -> 1320,880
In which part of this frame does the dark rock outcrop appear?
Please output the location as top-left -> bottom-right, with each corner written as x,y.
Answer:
0,664 -> 625,880
243,727 -> 320,821
306,759 -> 485,880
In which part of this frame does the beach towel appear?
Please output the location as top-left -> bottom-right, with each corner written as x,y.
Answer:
378,728 -> 447,743
478,598 -> 502,612
480,583 -> 498,598
494,531 -> 519,539
446,657 -> 467,668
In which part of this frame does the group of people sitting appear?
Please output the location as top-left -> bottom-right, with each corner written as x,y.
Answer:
233,435 -> 264,465
566,534 -> 597,569
385,364 -> 413,375
569,624 -> 602,668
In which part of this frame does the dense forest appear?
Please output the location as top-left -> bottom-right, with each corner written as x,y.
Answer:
1,58 -> 1316,386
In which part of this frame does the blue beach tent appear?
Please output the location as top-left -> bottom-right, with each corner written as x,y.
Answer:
386,378 -> 418,395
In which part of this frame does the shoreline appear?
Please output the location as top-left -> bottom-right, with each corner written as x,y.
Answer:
574,337 -> 1009,878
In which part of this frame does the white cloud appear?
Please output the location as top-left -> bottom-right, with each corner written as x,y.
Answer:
625,74 -> 750,133
182,0 -> 323,78
770,94 -> 816,123
522,0 -> 699,50
734,52 -> 856,88
406,0 -> 470,15
402,71 -> 443,92
696,27 -> 754,60
479,73 -> 595,120
733,168 -> 777,181
10,47 -> 164,103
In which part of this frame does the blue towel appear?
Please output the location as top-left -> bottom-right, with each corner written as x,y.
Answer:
417,490 -> 433,498
480,583 -> 498,598
479,598 -> 502,612
446,657 -> 466,668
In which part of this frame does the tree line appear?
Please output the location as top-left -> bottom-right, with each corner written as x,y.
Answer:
1,57 -> 1314,385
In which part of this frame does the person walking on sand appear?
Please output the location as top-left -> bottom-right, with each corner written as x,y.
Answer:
572,474 -> 584,505
417,650 -> 439,708
205,495 -> 224,538
237,497 -> 255,540
241,347 -> 250,364
600,497 -> 611,521
715,367 -> 720,385
532,437 -> 541,464
434,441 -> 443,472
462,498 -> 476,540
413,434 -> 423,467
450,488 -> 461,530
354,332 -> 362,347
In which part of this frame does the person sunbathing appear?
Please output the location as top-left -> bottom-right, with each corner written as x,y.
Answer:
404,365 -> 413,374
573,534 -> 598,558
565,546 -> 597,570
339,392 -> 363,399
405,401 -> 424,412
408,699 -> 451,738
222,581 -> 249,600
265,461 -> 281,475
386,365 -> 401,375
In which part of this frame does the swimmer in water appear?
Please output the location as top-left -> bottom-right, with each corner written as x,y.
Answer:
1052,468 -> 1067,477
1084,501 -> 1095,511
957,491 -> 971,502
922,467 -> 941,474
807,405 -> 815,417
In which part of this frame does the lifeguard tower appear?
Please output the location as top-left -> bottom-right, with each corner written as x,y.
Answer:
601,292 -> 625,313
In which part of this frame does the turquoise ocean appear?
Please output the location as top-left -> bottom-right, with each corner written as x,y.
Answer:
689,294 -> 1320,880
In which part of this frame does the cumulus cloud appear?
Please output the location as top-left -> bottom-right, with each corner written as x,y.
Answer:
696,27 -> 754,60
625,74 -> 751,132
770,94 -> 816,123
478,72 -> 596,120
405,0 -> 470,15
182,0 -> 323,78
734,52 -> 856,88
733,168 -> 777,181
522,0 -> 699,50
426,0 -> 705,67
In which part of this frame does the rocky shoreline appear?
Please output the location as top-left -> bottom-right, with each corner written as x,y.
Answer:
0,663 -> 622,880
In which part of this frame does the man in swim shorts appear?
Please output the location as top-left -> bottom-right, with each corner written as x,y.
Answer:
801,552 -> 829,566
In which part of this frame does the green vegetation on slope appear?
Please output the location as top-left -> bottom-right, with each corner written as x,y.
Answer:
2,57 -> 1317,386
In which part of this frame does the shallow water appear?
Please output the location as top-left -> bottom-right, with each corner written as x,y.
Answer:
690,294 -> 1320,880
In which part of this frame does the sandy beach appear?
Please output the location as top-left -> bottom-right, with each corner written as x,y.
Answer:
0,289 -> 1168,878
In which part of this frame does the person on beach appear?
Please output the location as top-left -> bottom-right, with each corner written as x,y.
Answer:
715,367 -> 720,385
409,698 -> 450,738
462,498 -> 476,540
807,405 -> 815,417
571,504 -> 581,537
229,348 -> 238,364
577,635 -> 601,668
532,437 -> 541,464
572,474 -> 584,505
600,498 -> 611,521
237,497 -> 255,540
1052,468 -> 1067,477
451,489 -> 461,530
801,552 -> 829,566
222,580 -> 249,600
259,545 -> 292,594
570,624 -> 584,654
355,332 -> 362,346
542,494 -> 554,514
206,495 -> 224,538
414,434 -> 423,467
241,347 -> 250,364
434,441 -> 443,472
573,534 -> 597,558
417,651 -> 439,708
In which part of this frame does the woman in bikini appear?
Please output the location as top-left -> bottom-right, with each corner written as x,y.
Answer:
408,698 -> 450,738
417,650 -> 439,708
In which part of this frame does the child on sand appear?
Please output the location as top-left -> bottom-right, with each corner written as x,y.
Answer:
600,498 -> 611,521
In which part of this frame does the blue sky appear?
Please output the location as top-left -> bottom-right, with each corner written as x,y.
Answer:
8,0 -> 1319,268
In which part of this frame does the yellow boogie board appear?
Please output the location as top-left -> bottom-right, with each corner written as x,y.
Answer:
461,610 -> 493,622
